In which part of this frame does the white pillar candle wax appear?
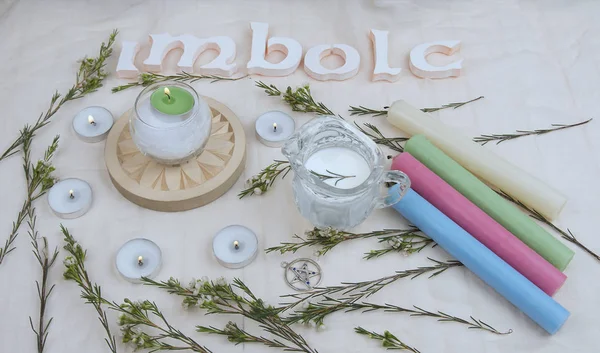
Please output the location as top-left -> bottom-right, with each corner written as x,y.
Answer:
304,147 -> 371,189
72,106 -> 114,142
387,100 -> 568,220
255,111 -> 296,147
213,225 -> 258,269
115,238 -> 162,283
47,178 -> 92,219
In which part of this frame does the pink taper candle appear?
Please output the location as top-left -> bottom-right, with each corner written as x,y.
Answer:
392,153 -> 567,296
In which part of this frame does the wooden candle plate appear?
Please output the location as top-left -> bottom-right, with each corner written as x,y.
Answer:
105,97 -> 246,212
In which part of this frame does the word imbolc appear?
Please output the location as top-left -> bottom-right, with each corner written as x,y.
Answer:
116,22 -> 463,82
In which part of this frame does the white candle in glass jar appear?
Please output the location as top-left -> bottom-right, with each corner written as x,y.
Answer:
130,83 -> 212,165
304,147 -> 371,189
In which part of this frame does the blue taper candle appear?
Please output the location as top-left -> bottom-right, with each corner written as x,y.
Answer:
389,186 -> 569,334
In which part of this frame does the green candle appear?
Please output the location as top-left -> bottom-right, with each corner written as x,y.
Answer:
405,134 -> 574,271
150,86 -> 194,115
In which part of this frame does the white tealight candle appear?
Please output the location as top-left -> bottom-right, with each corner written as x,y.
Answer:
47,178 -> 92,219
72,106 -> 114,143
255,111 -> 296,147
304,147 -> 371,189
213,225 -> 258,269
115,238 -> 162,283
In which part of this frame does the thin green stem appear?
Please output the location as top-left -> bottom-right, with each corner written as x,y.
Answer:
62,226 -> 118,353
309,169 -> 356,186
279,258 -> 463,313
348,96 -> 484,117
421,96 -> 484,113
355,327 -> 421,352
354,122 -> 406,153
345,302 -> 511,334
473,118 -> 592,145
112,72 -> 248,93
497,190 -> 600,262
266,227 -> 431,258
24,135 -> 60,353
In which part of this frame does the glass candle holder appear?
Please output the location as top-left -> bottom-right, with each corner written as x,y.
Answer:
282,116 -> 411,229
129,81 -> 212,165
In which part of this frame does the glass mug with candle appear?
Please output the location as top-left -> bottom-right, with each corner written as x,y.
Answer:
129,81 -> 212,165
282,116 -> 411,229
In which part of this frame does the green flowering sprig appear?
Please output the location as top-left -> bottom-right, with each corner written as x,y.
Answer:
238,160 -> 291,198
0,29 -> 117,163
142,276 -> 318,353
355,327 -> 421,352
112,72 -> 247,93
266,227 -> 434,258
117,299 -> 212,353
62,226 -> 212,353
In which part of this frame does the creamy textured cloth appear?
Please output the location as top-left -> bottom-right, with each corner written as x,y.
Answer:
1,0 -> 599,352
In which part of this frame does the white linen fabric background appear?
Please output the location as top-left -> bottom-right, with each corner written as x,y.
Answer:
1,0 -> 599,352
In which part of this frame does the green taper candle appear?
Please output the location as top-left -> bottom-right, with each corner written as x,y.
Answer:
405,135 -> 574,271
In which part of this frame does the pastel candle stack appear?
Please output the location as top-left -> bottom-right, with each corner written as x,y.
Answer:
392,153 -> 567,295
387,100 -> 567,221
389,186 -> 570,334
404,135 -> 574,271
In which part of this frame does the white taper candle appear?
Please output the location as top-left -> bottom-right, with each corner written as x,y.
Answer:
387,100 -> 567,220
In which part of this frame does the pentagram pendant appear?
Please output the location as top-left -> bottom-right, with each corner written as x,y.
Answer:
281,258 -> 323,291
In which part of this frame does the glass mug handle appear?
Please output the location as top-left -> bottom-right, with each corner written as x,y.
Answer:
374,170 -> 411,209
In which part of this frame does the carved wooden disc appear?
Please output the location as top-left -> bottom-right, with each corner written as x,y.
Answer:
105,97 -> 246,212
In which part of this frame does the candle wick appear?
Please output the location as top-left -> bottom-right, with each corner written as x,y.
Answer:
138,256 -> 144,266
273,123 -> 277,132
233,240 -> 240,250
69,190 -> 75,199
88,115 -> 96,126
164,87 -> 171,101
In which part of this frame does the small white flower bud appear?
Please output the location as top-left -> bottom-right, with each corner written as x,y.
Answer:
254,188 -> 262,195
189,278 -> 197,288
